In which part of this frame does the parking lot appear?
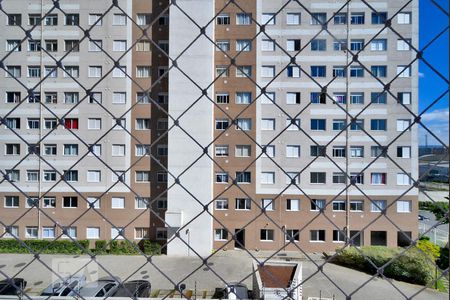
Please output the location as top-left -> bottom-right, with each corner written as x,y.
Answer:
0,251 -> 447,299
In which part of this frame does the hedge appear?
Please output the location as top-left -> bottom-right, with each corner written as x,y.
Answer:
331,246 -> 434,285
0,239 -> 162,255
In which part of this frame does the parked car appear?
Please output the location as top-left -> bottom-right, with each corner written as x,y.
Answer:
112,280 -> 151,297
0,278 -> 27,295
70,278 -> 119,297
213,282 -> 249,300
40,275 -> 86,296
418,214 -> 430,221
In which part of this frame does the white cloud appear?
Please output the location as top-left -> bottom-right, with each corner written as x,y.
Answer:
421,108 -> 449,122
419,108 -> 449,145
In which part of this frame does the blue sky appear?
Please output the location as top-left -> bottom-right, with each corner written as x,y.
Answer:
418,0 -> 449,145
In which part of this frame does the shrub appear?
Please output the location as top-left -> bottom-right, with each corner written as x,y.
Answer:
332,246 -> 434,285
419,202 -> 449,223
141,240 -> 162,255
437,247 -> 449,270
94,240 -> 108,254
110,240 -> 140,255
417,238 -> 441,261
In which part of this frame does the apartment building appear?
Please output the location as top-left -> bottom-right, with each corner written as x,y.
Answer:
167,0 -> 418,256
0,0 -> 169,245
0,0 -> 418,257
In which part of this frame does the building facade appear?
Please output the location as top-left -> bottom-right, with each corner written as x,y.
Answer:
0,0 -> 418,256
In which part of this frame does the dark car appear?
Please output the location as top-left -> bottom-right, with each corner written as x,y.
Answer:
0,278 -> 27,295
113,280 -> 151,297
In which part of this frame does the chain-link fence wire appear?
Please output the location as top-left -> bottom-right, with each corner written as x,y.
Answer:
0,0 -> 448,299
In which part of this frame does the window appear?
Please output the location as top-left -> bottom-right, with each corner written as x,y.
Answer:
135,197 -> 149,209
7,14 -> 22,26
236,198 -> 251,210
136,40 -> 151,51
333,230 -> 346,242
397,173 -> 411,186
4,226 -> 18,238
350,39 -> 364,51
44,40 -> 57,52
215,145 -> 229,157
351,66 -> 365,78
372,12 -> 387,24
5,196 -> 19,208
311,119 -> 326,131
43,170 -> 56,182
87,170 -> 101,183
371,146 -> 386,158
158,40 -> 168,53
216,172 -> 228,183
62,227 -> 77,239
311,92 -> 326,104
371,119 -> 387,131
113,40 -> 127,52
311,13 -> 326,25
236,92 -> 252,104
371,39 -> 387,51
236,172 -> 251,183
287,66 -> 300,78
351,12 -> 365,24
261,65 -> 275,78
64,92 -> 79,104
136,171 -> 150,182
261,39 -> 275,51
397,200 -> 412,213
371,66 -> 387,78
63,144 -> 78,156
287,39 -> 301,51
261,172 -> 275,185
310,230 -> 325,242
215,229 -> 228,241
6,40 -> 21,52
350,200 -> 364,212
263,145 -> 275,158
28,66 -> 41,78
262,13 -> 275,25
215,199 -> 229,210
89,92 -> 102,104
64,170 -> 78,182
236,66 -> 252,77
332,119 -> 346,131
332,172 -> 346,184
157,119 -> 168,131
64,40 -> 79,52
113,66 -> 126,77
236,40 -> 252,52
157,172 -> 167,183
111,92 -> 126,104
216,40 -> 230,52
135,227 -> 150,239
42,227 -> 55,239
112,144 -> 125,156
310,145 -> 326,157
27,170 -> 39,182
286,13 -> 301,25
286,92 -> 301,104
334,13 -> 347,25
65,14 -> 79,25
397,12 -> 411,24
350,146 -> 364,158
371,92 -> 387,104
86,118 -> 101,130
236,13 -> 252,25
136,13 -> 151,26
286,118 -> 301,130
157,198 -> 167,210
333,200 -> 346,211
397,92 -> 411,105
394,145 -> 411,160
333,39 -> 347,51
27,118 -> 40,129
136,118 -> 150,130
286,199 -> 299,211
311,39 -> 326,51
86,227 -> 100,239
43,197 -> 56,208
64,66 -> 79,77
63,196 -> 78,208
371,200 -> 387,212
261,118 -> 275,131
332,66 -> 346,78
112,171 -> 126,182
216,14 -> 230,25
350,119 -> 364,131
87,13 -> 102,26
111,197 -> 125,209
6,66 -> 21,78
286,145 -> 300,158
261,92 -> 275,104
28,40 -> 41,52
216,66 -> 229,77
397,119 -> 411,131
260,229 -> 274,241
371,173 -> 387,185
286,230 -> 300,242
6,170 -> 19,182
44,66 -> 57,78
261,198 -> 274,210
236,118 -> 251,131
311,66 -> 326,77
43,144 -> 56,155
215,119 -> 229,130
113,14 -> 127,25
26,227 -> 38,238
88,66 -> 102,78
397,66 -> 411,77
235,145 -> 251,157
310,172 -> 326,184
5,118 -> 20,129
45,14 -> 58,26
350,92 -> 364,104
286,172 -> 300,185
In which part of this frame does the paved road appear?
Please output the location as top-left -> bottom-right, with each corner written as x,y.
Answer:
0,251 -> 447,299
419,210 -> 449,246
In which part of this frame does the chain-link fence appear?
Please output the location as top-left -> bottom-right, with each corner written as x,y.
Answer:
0,0 -> 448,299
